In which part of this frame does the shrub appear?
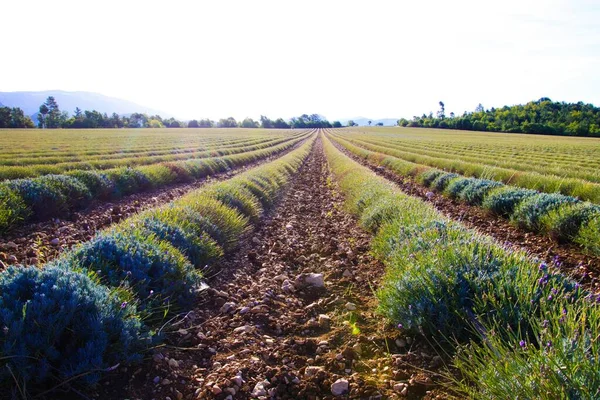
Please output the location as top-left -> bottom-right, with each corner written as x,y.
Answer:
36,174 -> 92,209
202,185 -> 262,224
0,184 -> 30,232
454,298 -> 600,399
177,196 -> 249,251
575,215 -> 600,255
444,177 -> 475,199
431,172 -> 459,192
511,193 -> 579,231
0,265 -> 143,387
541,202 -> 600,242
106,168 -> 152,197
66,170 -> 115,199
236,175 -> 279,209
6,178 -> 68,220
65,230 -> 202,318
417,169 -> 444,187
458,179 -> 504,205
482,186 -> 538,217
137,164 -> 177,187
134,216 -> 222,268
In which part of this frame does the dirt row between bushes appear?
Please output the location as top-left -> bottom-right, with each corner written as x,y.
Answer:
96,137 -> 448,400
0,139 -> 309,270
328,135 -> 600,290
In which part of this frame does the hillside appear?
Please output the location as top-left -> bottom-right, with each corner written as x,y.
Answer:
0,90 -> 171,118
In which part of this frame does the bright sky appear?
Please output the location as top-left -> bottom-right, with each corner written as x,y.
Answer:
3,0 -> 600,120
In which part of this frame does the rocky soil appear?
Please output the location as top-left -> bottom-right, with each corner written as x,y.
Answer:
95,138 -> 449,400
329,136 -> 600,291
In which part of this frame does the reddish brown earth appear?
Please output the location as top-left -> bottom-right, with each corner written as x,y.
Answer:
328,135 -> 600,290
94,138 -> 449,400
0,141 -> 306,270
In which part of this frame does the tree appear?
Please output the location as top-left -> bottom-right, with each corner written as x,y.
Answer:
38,104 -> 49,128
240,118 -> 259,128
375,122 -> 384,126
188,120 -> 199,128
217,117 -> 237,128
39,96 -> 62,129
347,120 -> 358,127
260,115 -> 273,129
397,118 -> 409,127
332,121 -> 342,128
475,103 -> 485,113
198,119 -> 214,128
368,120 -> 372,126
437,101 -> 445,119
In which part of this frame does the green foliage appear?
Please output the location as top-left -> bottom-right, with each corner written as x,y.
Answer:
541,202 -> 600,242
511,193 -> 579,231
575,215 -> 600,255
0,265 -> 143,387
400,98 -> 600,137
482,186 -> 538,217
0,185 -> 29,232
323,134 -> 599,397
444,177 -> 474,199
458,179 -> 504,205
64,230 -> 202,319
416,169 -> 443,187
430,172 -> 459,191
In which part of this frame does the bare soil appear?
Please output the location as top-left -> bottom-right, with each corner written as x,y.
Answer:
93,137 -> 449,400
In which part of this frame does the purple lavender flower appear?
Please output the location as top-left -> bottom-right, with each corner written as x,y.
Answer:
397,323 -> 403,329
519,340 -> 526,348
539,262 -> 547,271
120,301 -> 128,309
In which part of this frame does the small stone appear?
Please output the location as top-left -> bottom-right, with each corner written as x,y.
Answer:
342,269 -> 353,278
282,279 -> 294,293
345,302 -> 357,311
168,358 -> 179,368
232,375 -> 244,386
233,325 -> 253,334
285,224 -> 293,230
352,343 -> 363,355
7,255 -> 17,263
425,191 -> 435,200
220,302 -> 236,313
252,382 -> 267,397
393,383 -> 406,392
49,238 -> 60,246
175,389 -> 183,400
318,314 -> 331,328
305,366 -> 323,376
153,376 -> 160,384
152,353 -> 164,363
5,242 -> 17,250
396,338 -> 407,348
239,306 -> 250,315
295,273 -> 324,289
331,379 -> 349,396
212,385 -> 222,395
161,378 -> 171,385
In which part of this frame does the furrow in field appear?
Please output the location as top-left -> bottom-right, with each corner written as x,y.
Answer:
96,134 -> 445,400
0,134 -> 313,268
326,131 -> 600,287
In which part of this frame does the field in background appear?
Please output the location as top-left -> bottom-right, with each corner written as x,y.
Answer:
0,128 -> 303,179
336,126 -> 600,185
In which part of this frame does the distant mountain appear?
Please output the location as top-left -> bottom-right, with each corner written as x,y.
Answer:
338,117 -> 398,126
0,90 -> 172,118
